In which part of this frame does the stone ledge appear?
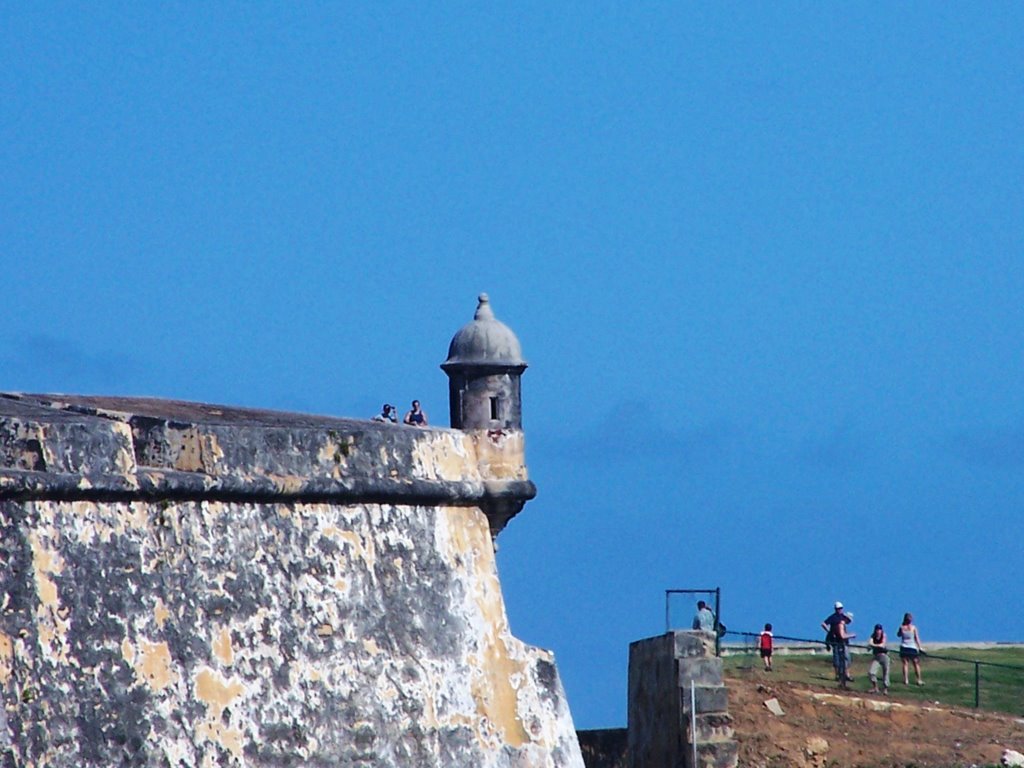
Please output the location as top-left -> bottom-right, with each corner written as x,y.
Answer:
0,393 -> 536,535
0,466 -> 537,506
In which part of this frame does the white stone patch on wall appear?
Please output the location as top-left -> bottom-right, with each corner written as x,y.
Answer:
468,429 -> 530,481
410,430 -> 483,482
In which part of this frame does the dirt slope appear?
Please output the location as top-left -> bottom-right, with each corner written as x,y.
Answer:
729,675 -> 1024,767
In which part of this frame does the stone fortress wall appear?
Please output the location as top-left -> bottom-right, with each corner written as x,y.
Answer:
0,296 -> 584,767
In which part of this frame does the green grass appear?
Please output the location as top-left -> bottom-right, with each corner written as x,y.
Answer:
723,646 -> 1024,716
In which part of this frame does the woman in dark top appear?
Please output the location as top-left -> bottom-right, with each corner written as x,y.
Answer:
868,624 -> 890,694
404,400 -> 428,427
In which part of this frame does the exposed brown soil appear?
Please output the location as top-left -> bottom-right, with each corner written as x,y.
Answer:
728,670 -> 1024,767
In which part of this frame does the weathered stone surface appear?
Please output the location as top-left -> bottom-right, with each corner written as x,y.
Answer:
627,634 -> 678,768
680,685 -> 729,715
628,632 -> 737,768
0,394 -> 580,767
684,712 -> 734,743
677,658 -> 724,688
694,740 -> 738,768
577,728 -> 627,768
673,632 -> 716,659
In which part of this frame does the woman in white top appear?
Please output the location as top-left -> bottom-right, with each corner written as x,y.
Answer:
897,612 -> 923,685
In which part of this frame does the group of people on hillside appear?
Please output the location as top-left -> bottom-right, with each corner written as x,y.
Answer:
819,601 -> 924,692
372,400 -> 429,427
748,602 -> 925,694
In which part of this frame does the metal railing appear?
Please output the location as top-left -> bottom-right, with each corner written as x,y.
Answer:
724,630 -> 1024,712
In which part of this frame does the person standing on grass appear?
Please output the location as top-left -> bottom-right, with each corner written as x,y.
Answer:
898,612 -> 924,685
822,601 -> 854,681
833,615 -> 855,689
758,623 -> 774,671
868,623 -> 890,694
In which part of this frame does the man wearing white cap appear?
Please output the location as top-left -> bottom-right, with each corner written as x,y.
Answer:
822,601 -> 855,685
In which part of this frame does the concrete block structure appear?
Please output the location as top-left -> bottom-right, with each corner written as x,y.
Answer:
627,632 -> 737,768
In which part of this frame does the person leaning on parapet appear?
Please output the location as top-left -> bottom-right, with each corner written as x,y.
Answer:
404,399 -> 428,427
692,600 -> 715,632
822,601 -> 855,683
372,403 -> 397,423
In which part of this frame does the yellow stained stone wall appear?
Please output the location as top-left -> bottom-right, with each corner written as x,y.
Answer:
0,498 -> 582,768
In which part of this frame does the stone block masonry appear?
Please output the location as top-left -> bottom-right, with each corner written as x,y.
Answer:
0,393 -> 583,767
628,632 -> 737,768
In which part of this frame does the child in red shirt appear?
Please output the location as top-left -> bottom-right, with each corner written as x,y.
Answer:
759,623 -> 774,671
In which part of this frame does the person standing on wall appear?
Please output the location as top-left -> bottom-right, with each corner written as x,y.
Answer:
898,612 -> 924,685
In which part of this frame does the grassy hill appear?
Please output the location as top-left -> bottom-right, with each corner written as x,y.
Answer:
723,644 -> 1024,716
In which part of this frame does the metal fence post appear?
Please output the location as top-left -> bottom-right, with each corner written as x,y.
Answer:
974,662 -> 980,708
691,680 -> 698,768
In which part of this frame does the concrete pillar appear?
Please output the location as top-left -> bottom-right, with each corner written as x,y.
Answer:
627,631 -> 738,768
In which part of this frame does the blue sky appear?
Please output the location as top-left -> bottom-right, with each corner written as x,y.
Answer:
3,4 -> 1022,729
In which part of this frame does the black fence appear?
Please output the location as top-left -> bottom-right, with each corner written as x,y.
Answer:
724,630 -> 1024,715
